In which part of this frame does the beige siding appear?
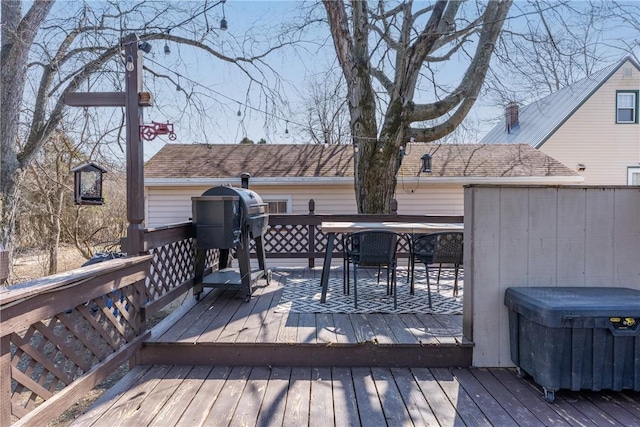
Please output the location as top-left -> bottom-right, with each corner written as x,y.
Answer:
146,183 -> 464,226
465,185 -> 640,367
395,184 -> 464,216
145,184 -> 359,227
541,61 -> 640,185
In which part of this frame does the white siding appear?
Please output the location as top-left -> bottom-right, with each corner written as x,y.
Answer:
541,61 -> 640,185
465,185 -> 640,367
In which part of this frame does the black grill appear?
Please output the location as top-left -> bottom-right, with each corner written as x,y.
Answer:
192,176 -> 270,301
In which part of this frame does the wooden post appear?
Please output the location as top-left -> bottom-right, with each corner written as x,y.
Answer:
63,32 -> 147,256
0,249 -> 8,285
308,199 -> 315,268
123,33 -> 145,255
1,335 -> 11,425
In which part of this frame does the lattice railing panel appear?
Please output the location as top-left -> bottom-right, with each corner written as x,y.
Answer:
313,228 -> 345,253
146,238 -> 195,301
8,281 -> 144,418
263,224 -> 310,254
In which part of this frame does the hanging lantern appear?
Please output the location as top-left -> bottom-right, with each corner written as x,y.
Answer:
421,153 -> 432,173
71,162 -> 107,205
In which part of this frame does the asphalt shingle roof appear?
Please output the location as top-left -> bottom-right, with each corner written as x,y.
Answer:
144,142 -> 578,179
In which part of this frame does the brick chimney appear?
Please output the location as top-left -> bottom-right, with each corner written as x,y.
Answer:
505,102 -> 519,133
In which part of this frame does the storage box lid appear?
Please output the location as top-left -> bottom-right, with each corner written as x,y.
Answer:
504,287 -> 640,327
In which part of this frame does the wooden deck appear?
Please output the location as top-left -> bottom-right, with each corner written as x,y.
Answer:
71,365 -> 640,426
70,267 -> 640,426
139,267 -> 472,367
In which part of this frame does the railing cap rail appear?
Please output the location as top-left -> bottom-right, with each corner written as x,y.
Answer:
0,255 -> 152,306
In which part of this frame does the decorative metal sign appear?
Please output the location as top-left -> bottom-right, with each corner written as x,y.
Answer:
140,121 -> 177,141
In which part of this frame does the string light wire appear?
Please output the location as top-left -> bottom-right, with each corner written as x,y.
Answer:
166,0 -> 226,34
145,56 -> 305,129
144,56 -> 388,143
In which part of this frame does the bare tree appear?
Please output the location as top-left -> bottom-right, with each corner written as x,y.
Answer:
323,0 -> 513,213
296,71 -> 351,145
20,131 -> 78,275
484,0 -> 640,107
0,0 -> 299,269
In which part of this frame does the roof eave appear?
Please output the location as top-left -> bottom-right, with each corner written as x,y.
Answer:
145,177 -> 355,186
146,175 -> 584,187
400,175 -> 584,184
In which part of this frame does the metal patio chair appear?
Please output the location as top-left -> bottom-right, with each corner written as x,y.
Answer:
344,230 -> 401,309
411,231 -> 463,308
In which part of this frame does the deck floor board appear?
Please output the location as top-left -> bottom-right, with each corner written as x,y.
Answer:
148,365 -> 213,427
309,367 -> 334,427
282,367 -> 311,426
254,366 -> 290,426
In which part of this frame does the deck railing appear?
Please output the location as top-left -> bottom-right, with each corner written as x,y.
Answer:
0,213 -> 461,425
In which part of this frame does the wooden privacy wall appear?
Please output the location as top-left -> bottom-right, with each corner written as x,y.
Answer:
463,185 -> 640,367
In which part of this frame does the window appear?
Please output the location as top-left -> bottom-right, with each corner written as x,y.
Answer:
267,200 -> 288,213
616,91 -> 638,124
263,196 -> 292,214
629,167 -> 640,185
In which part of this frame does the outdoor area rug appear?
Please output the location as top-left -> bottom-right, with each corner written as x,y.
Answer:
275,270 -> 463,315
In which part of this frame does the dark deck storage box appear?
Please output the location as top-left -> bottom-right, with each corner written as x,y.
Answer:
504,287 -> 640,402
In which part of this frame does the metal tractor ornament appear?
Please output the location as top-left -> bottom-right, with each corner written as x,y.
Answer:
140,121 -> 177,141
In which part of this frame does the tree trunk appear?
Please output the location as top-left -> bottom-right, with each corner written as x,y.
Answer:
355,138 -> 400,213
47,187 -> 64,275
0,0 -> 54,269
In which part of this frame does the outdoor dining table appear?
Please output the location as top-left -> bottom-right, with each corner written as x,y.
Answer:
319,221 -> 464,303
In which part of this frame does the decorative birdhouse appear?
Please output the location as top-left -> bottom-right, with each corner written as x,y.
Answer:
71,162 -> 107,205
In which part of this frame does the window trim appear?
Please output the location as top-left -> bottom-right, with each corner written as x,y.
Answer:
616,90 -> 639,124
628,167 -> 640,186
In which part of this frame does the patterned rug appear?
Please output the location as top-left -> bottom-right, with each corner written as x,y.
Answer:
275,270 -> 463,314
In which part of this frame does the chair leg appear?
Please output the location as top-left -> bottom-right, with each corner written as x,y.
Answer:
409,257 -> 415,295
436,263 -> 442,291
353,264 -> 358,309
344,258 -> 351,295
453,264 -> 460,297
343,257 -> 347,294
392,266 -> 397,310
425,264 -> 432,309
386,266 -> 391,295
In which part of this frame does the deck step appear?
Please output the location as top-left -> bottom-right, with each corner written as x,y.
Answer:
140,341 -> 472,368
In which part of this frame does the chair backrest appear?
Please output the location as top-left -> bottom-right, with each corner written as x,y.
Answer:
347,231 -> 399,266
432,232 -> 464,265
412,233 -> 438,264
